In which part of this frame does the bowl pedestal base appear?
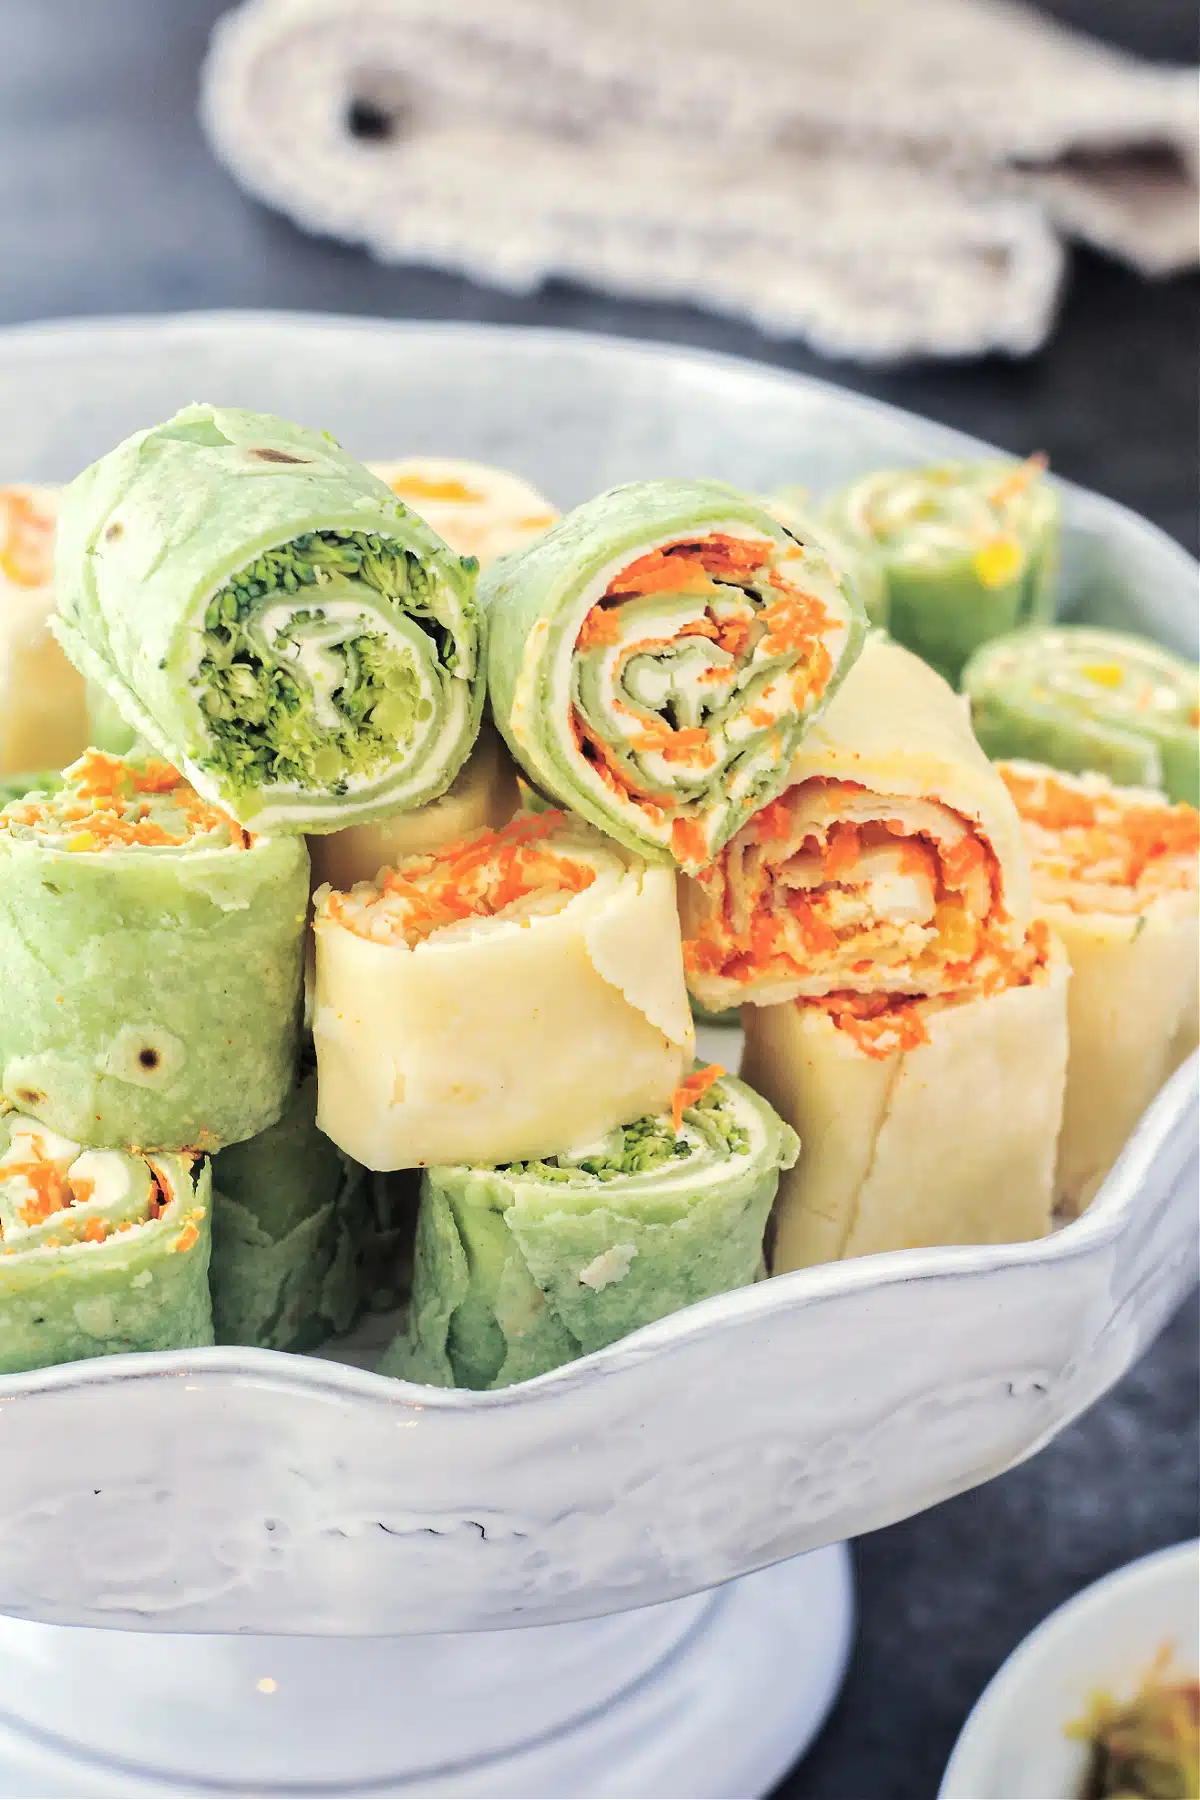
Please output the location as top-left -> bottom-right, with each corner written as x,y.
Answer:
0,1544 -> 853,1799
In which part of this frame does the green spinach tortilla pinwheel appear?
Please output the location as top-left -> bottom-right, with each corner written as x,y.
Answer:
0,751 -> 308,1151
382,1069 -> 798,1390
0,1109 -> 212,1374
964,626 -> 1200,808
209,1071 -> 369,1352
53,404 -> 484,833
823,457 -> 1059,685
483,480 -> 865,874
0,770 -> 58,807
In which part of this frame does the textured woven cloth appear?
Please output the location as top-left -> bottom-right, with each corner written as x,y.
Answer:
200,0 -> 1198,361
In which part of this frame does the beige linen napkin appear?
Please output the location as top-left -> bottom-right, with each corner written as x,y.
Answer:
201,0 -> 1198,361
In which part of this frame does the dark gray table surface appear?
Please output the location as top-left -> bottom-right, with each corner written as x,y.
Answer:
1,4 -> 1197,1796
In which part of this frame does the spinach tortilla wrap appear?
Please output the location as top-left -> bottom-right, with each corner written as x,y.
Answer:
680,636 -> 1031,1014
369,457 -> 558,567
0,751 -> 308,1150
209,1071 -> 369,1352
483,480 -> 865,873
0,483 -> 89,777
824,457 -> 1058,685
1000,761 -> 1199,1217
0,1109 -> 212,1374
741,926 -> 1069,1272
382,1069 -> 798,1390
768,489 -> 889,630
313,809 -> 694,1171
53,405 -> 484,832
964,626 -> 1200,808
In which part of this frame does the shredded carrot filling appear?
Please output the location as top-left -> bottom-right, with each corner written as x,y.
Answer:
0,488 -> 55,588
4,750 -> 248,850
1001,766 -> 1199,904
671,1064 -> 725,1133
683,777 -> 1005,995
325,809 -> 600,947
568,533 -> 837,854
3,1148 -> 124,1236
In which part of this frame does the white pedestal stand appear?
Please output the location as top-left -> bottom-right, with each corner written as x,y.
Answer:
0,1545 -> 852,1799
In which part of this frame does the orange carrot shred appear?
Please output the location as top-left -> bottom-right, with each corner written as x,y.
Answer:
671,1065 -> 725,1133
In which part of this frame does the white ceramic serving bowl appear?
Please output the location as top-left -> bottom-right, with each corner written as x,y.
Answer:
940,1539 -> 1200,1799
0,315 -> 1196,1639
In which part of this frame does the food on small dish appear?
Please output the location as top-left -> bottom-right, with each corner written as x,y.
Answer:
0,484 -> 89,777
483,479 -> 866,874
312,810 -> 694,1171
824,457 -> 1058,684
0,751 -> 308,1150
1069,1650 -> 1199,1800
965,625 -> 1200,808
0,1110 -> 212,1374
53,405 -> 484,834
743,926 -> 1068,1271
680,636 -> 1030,1014
369,456 -> 558,566
768,488 -> 890,629
382,1069 -> 798,1389
1000,761 -> 1200,1218
209,1070 -> 369,1352
307,723 -> 519,892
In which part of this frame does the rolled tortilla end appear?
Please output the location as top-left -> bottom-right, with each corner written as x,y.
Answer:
0,751 -> 309,1150
0,1113 -> 213,1374
999,760 -> 1200,1216
483,479 -> 867,873
313,810 -> 694,1170
368,457 -> 559,567
381,1070 -> 799,1389
53,405 -> 485,833
681,636 -> 1031,1013
824,456 -> 1059,686
742,929 -> 1069,1272
965,626 -> 1200,808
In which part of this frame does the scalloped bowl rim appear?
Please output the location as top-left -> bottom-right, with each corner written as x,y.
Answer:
0,309 -> 1195,1416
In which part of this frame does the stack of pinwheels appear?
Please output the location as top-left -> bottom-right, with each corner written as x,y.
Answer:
0,412 -> 1196,1386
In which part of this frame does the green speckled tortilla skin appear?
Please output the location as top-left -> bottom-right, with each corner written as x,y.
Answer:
209,1072 -> 369,1351
53,405 -> 483,831
0,1144 -> 213,1375
482,480 -> 865,867
382,1073 -> 798,1390
0,823 -> 308,1151
963,626 -> 1200,807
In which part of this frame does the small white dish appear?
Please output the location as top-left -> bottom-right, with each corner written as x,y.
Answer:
940,1539 -> 1200,1800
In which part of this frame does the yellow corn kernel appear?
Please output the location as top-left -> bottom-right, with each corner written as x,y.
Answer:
66,831 -> 97,851
972,537 -> 1025,589
1080,662 -> 1125,689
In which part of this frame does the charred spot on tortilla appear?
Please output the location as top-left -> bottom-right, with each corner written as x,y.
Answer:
104,520 -> 123,541
248,447 -> 310,464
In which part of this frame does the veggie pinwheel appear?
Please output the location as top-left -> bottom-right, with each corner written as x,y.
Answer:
742,927 -> 1068,1271
369,457 -> 558,567
312,809 -> 694,1170
0,751 -> 308,1150
209,1071 -> 369,1351
0,483 -> 89,777
824,457 -> 1058,684
53,405 -> 484,833
382,1070 -> 798,1389
308,723 -> 519,893
0,770 -> 58,807
964,625 -> 1200,808
0,1110 -> 212,1374
483,480 -> 866,874
1000,761 -> 1200,1216
680,636 -> 1031,1015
